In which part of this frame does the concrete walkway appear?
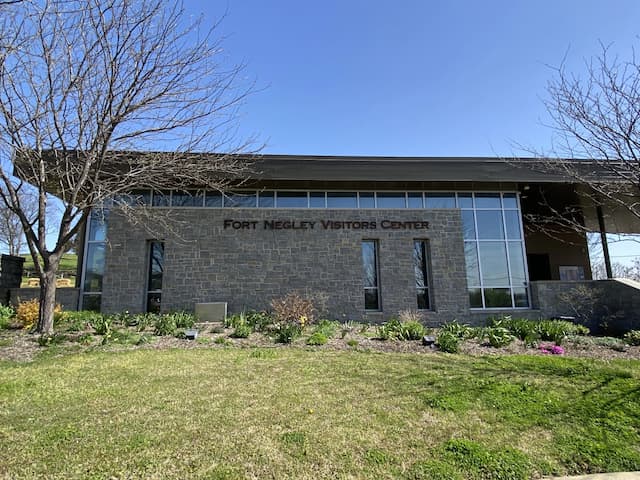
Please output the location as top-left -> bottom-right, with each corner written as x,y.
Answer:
550,473 -> 640,479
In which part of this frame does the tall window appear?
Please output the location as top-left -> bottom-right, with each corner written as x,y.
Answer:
362,240 -> 380,310
413,240 -> 431,310
81,209 -> 108,311
147,241 -> 164,313
462,192 -> 528,308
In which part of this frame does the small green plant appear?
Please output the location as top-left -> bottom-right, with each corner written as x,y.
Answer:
623,330 -> 640,346
0,304 -> 15,329
273,323 -> 301,344
437,331 -> 460,353
400,320 -> 426,340
245,310 -> 273,332
378,318 -> 426,340
153,315 -> 177,336
127,313 -> 159,331
37,333 -> 68,347
75,332 -> 94,345
440,320 -> 475,339
346,339 -> 359,347
168,311 -> 196,329
90,315 -> 112,336
306,331 -> 328,345
213,336 -> 232,346
484,326 -> 515,348
313,319 -> 339,338
231,322 -> 252,338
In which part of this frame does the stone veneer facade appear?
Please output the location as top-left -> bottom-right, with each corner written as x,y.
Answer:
102,208 -> 470,324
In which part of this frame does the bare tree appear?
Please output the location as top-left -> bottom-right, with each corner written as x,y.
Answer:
0,0 -> 258,334
517,42 -> 640,277
0,185 -> 38,255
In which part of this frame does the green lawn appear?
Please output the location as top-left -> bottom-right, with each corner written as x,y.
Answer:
21,253 -> 78,273
0,349 -> 639,479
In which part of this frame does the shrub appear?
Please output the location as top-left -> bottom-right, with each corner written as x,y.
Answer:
624,330 -> 640,346
224,312 -> 246,329
270,292 -> 317,328
483,326 -> 515,348
231,322 -> 252,338
437,331 -> 460,353
15,299 -> 63,331
153,315 -> 177,336
377,318 -> 425,341
536,320 -> 576,345
313,319 -> 339,338
0,304 -> 14,329
440,320 -> 475,340
377,318 -> 403,340
400,320 -> 426,340
306,332 -> 328,346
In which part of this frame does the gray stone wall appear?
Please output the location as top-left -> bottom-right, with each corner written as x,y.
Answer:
102,208 -> 470,323
530,279 -> 640,334
0,287 -> 80,310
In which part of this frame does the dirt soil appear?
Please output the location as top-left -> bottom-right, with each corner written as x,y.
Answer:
1,324 -> 639,363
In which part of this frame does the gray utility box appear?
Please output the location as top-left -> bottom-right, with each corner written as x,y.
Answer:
195,302 -> 227,322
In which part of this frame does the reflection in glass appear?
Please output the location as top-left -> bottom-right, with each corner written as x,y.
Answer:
413,240 -> 430,309
462,210 -> 476,240
476,210 -> 504,239
83,243 -> 105,292
479,242 -> 509,285
88,212 -> 107,242
327,192 -> 357,208
504,210 -> 522,239
457,193 -> 473,208
513,287 -> 529,307
464,242 -> 480,286
469,288 -> 483,308
205,191 -> 222,207
224,191 -> 257,207
474,193 -> 501,208
148,242 -> 164,292
508,242 -> 527,286
358,192 -> 375,208
171,190 -> 204,207
309,192 -> 326,208
376,193 -> 406,208
152,191 -> 170,207
483,288 -> 512,308
502,193 -> 518,209
82,294 -> 101,312
425,193 -> 456,208
276,191 -> 308,208
258,191 -> 275,207
407,192 -> 423,208
362,240 -> 379,310
147,293 -> 162,314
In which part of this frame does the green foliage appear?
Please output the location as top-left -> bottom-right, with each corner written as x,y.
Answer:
306,332 -> 328,346
440,320 -> 475,340
489,316 -> 589,346
59,310 -> 101,332
442,439 -> 532,480
437,331 -> 460,353
245,310 -> 273,332
0,304 -> 15,329
624,330 -> 640,346
153,315 -> 177,336
273,323 -> 301,344
126,313 -> 159,331
313,319 -> 339,338
213,336 -> 232,346
75,333 -> 94,345
37,333 -> 68,347
346,339 -> 359,347
482,326 -> 515,348
377,318 -> 426,341
231,323 -> 252,339
90,315 -> 112,336
166,311 -> 196,329
407,460 -> 463,480
536,320 -> 577,345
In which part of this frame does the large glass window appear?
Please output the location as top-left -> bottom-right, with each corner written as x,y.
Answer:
461,192 -> 528,308
327,192 -> 357,208
362,240 -> 380,310
171,190 -> 204,207
224,191 -> 257,208
147,241 -> 164,313
276,192 -> 308,208
81,209 -> 108,311
376,193 -> 406,208
413,240 -> 431,310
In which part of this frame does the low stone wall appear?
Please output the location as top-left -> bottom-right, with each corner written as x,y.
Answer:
0,255 -> 25,288
0,287 -> 80,311
530,280 -> 640,334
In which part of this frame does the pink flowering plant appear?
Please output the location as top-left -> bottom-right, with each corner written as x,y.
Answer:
539,343 -> 565,355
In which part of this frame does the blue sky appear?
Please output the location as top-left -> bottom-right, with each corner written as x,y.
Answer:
188,0 -> 640,157
185,0 -> 640,267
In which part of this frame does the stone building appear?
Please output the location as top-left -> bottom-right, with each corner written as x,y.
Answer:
76,154 -> 640,325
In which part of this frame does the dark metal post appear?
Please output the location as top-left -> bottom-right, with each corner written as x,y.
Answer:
596,205 -> 613,279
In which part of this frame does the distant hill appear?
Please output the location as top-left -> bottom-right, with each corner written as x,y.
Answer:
21,253 -> 78,276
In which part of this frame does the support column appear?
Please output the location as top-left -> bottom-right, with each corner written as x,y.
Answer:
596,205 -> 613,279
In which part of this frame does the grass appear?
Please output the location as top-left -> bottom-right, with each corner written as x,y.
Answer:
0,349 -> 639,479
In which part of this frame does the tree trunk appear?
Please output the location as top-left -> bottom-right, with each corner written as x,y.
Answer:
36,269 -> 57,334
